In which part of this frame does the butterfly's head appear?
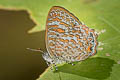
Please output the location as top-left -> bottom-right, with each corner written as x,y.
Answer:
42,52 -> 53,63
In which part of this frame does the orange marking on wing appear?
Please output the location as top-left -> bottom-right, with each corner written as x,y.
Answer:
69,44 -> 73,48
60,22 -> 69,27
85,40 -> 89,46
65,46 -> 68,48
83,27 -> 89,35
86,30 -> 89,34
61,11 -> 64,14
83,27 -> 86,30
53,13 -> 57,17
64,39 -> 69,43
73,46 -> 76,48
49,42 -> 55,46
56,49 -> 63,52
49,32 -> 56,35
66,18 -> 70,22
75,34 -> 80,38
71,22 -> 74,26
59,22 -> 65,25
76,34 -> 81,41
62,34 -> 68,37
59,38 -> 64,42
78,41 -> 83,47
49,37 -> 56,41
87,45 -> 92,53
57,13 -> 60,16
57,28 -> 65,33
88,38 -> 92,41
47,20 -> 53,23
83,37 -> 87,41
78,30 -> 81,33
76,30 -> 81,33
49,25 -> 58,27
72,30 -> 76,33
61,16 -> 65,19
81,25 -> 86,27
69,43 -> 76,48
50,48 -> 54,51
87,46 -> 91,52
53,28 -> 65,33
56,46 -> 62,48
53,17 -> 61,22
70,39 -> 76,44
69,34 -> 74,37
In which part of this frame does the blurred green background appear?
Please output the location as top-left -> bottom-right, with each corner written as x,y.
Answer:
0,0 -> 120,80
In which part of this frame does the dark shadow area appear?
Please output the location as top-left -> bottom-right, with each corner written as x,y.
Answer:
0,9 -> 47,80
57,57 -> 116,80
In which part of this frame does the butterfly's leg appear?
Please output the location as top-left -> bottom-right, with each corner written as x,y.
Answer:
50,61 -> 54,70
54,63 -> 58,71
50,60 -> 57,70
50,66 -> 53,70
53,61 -> 58,71
65,60 -> 75,66
66,56 -> 75,66
46,61 -> 53,70
46,61 -> 50,67
68,62 -> 75,66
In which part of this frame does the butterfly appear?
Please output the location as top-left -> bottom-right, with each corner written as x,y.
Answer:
28,6 -> 98,70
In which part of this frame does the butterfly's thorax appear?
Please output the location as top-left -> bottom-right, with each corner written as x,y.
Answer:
45,6 -> 98,63
42,52 -> 66,64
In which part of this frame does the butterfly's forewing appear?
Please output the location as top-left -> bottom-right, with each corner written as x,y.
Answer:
45,6 -> 82,58
45,6 -> 98,61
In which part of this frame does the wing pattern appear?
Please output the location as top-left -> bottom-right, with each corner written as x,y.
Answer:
45,6 -> 98,62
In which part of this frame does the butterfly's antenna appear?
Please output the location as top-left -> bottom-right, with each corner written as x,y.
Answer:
26,48 -> 44,53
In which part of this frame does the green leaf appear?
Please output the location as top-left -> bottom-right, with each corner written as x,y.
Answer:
0,0 -> 120,80
39,57 -> 116,80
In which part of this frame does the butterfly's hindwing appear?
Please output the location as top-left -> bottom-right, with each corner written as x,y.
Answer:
45,6 -> 98,62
